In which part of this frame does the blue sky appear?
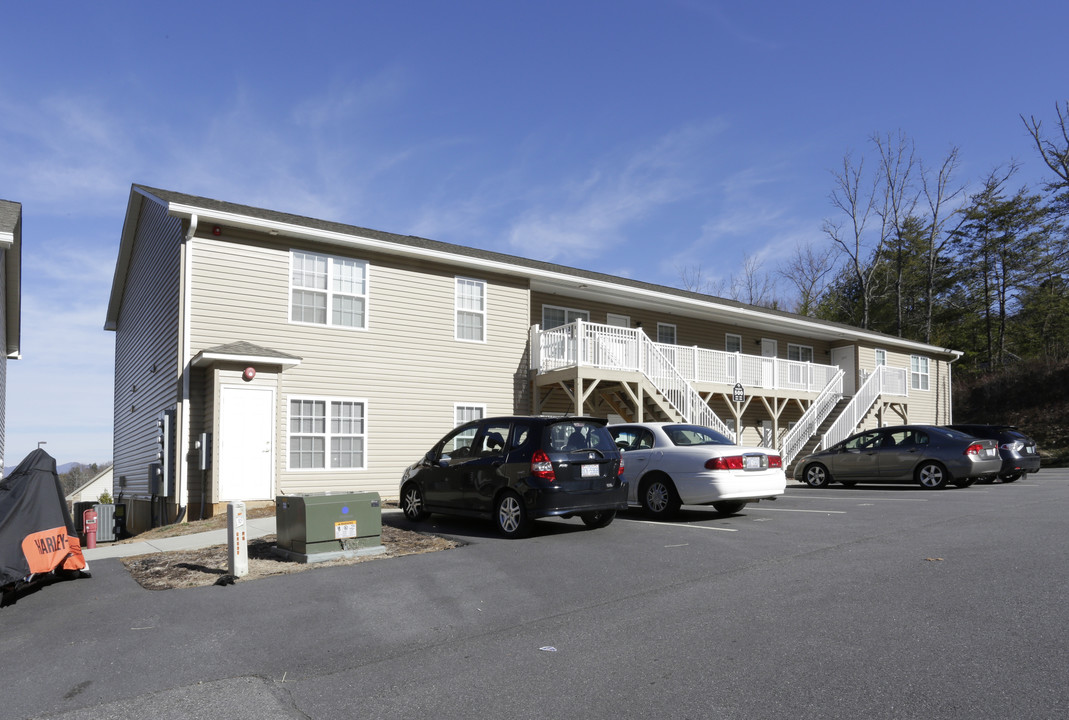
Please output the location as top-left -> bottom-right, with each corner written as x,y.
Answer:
2,1 -> 1066,466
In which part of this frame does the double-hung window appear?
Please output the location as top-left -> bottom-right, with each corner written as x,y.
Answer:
289,397 -> 367,470
910,355 -> 930,391
788,344 -> 814,363
657,323 -> 677,345
291,250 -> 367,329
725,334 -> 742,353
455,278 -> 486,342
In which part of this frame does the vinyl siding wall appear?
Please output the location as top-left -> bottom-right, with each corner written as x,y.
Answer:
111,199 -> 183,514
188,230 -> 531,498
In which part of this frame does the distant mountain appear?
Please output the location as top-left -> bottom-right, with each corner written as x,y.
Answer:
3,461 -> 102,478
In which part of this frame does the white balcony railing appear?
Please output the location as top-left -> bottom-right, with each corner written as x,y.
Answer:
821,364 -> 909,450
533,321 -> 842,393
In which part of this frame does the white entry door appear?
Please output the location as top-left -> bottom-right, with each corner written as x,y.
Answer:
830,346 -> 856,395
760,339 -> 777,387
219,385 -> 275,501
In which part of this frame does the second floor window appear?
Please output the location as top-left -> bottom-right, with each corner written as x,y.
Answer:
291,250 -> 367,329
657,323 -> 677,344
455,278 -> 486,342
725,334 -> 742,353
911,355 -> 930,391
788,344 -> 814,362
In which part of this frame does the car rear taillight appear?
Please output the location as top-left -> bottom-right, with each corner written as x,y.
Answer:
532,449 -> 555,481
964,443 -> 984,456
618,457 -> 625,476
1000,441 -> 1024,452
706,456 -> 744,470
768,455 -> 783,469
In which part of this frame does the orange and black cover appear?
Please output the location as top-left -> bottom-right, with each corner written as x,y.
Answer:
1,449 -> 87,588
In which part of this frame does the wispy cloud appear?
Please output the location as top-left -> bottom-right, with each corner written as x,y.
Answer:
503,122 -> 728,264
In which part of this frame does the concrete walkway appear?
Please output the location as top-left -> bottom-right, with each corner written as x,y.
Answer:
82,515 -> 279,560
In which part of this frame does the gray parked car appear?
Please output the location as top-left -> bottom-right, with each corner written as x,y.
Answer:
794,425 -> 1001,490
947,424 -> 1041,482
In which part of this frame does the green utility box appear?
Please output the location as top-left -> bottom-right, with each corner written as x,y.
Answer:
275,492 -> 382,557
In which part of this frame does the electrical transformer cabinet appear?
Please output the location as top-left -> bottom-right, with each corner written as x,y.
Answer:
275,492 -> 382,555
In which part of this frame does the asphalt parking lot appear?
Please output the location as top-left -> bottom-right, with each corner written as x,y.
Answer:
3,471 -> 1068,719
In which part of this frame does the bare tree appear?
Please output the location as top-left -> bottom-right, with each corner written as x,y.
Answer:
874,131 -> 919,336
1022,101 -> 1069,192
822,151 -> 888,329
777,240 -> 838,315
728,253 -> 780,308
918,146 -> 965,343
677,263 -> 726,296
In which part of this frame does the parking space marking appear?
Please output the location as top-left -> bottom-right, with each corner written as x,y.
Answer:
751,507 -> 847,514
626,519 -> 738,532
786,494 -> 929,502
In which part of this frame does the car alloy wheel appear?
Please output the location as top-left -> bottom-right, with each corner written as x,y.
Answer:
495,491 -> 531,538
917,462 -> 948,490
804,463 -> 831,488
400,482 -> 428,521
640,476 -> 681,518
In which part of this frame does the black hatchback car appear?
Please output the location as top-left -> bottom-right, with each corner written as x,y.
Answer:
399,416 -> 627,537
948,424 -> 1042,482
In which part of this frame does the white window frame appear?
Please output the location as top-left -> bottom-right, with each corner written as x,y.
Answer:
875,349 -> 887,366
542,305 -> 589,329
725,333 -> 742,353
910,355 -> 930,391
657,322 -> 677,345
287,396 -> 368,471
455,277 -> 487,343
453,403 -> 486,448
290,250 -> 368,329
788,344 -> 814,363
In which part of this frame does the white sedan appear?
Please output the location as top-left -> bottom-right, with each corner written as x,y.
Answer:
607,422 -> 786,518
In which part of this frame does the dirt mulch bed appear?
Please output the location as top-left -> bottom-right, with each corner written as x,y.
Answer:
121,524 -> 458,590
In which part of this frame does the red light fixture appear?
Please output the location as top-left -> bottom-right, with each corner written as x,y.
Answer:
213,225 -> 222,236
243,367 -> 256,381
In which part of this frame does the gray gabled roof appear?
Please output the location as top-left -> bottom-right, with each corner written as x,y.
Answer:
0,199 -> 22,359
191,341 -> 303,368
107,184 -> 961,358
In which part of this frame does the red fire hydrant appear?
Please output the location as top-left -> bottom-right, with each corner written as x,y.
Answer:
83,508 -> 98,549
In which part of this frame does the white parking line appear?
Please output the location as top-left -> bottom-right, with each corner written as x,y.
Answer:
628,519 -> 738,532
751,507 -> 846,514
787,494 -> 929,502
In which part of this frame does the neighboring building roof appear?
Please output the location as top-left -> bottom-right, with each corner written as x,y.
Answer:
64,465 -> 114,503
0,199 -> 22,359
106,184 -> 962,358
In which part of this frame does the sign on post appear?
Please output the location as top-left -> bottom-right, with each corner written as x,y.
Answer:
227,501 -> 248,578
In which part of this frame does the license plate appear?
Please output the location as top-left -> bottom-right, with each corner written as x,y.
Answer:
1027,446 -> 1036,454
581,463 -> 600,477
744,456 -> 762,470
985,448 -> 997,458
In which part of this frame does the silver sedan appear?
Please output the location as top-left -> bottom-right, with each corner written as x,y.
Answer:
794,425 -> 1002,490
608,422 -> 786,518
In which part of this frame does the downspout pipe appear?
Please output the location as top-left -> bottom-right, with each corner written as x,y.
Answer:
174,213 -> 198,523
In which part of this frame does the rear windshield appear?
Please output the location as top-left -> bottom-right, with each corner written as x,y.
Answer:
663,424 -> 734,447
544,420 -> 616,452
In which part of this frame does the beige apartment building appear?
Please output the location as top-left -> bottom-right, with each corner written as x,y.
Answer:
106,185 -> 960,531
